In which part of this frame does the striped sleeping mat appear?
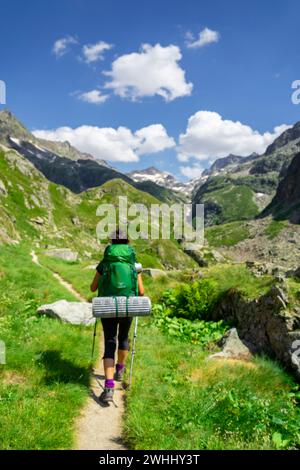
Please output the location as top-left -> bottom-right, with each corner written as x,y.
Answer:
92,296 -> 152,318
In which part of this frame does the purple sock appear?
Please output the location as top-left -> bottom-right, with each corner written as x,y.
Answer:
116,363 -> 125,372
105,379 -> 115,389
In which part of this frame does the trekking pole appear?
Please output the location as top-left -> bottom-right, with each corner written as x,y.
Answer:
128,316 -> 139,389
91,318 -> 98,362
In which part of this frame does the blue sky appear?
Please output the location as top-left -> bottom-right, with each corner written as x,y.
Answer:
0,0 -> 300,180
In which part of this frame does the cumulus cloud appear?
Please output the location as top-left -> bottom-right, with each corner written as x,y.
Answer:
77,89 -> 109,104
178,111 -> 291,162
135,124 -> 175,155
104,43 -> 193,102
186,27 -> 220,49
52,36 -> 78,57
180,164 -> 205,179
82,41 -> 113,63
33,123 -> 175,163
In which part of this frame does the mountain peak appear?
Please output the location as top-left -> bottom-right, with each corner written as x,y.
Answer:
265,121 -> 300,155
0,108 -> 32,141
133,166 -> 167,176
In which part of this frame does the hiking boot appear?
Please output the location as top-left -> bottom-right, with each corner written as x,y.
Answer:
99,387 -> 114,404
114,364 -> 126,382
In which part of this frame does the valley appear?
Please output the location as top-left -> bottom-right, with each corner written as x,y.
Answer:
1,109 -> 300,450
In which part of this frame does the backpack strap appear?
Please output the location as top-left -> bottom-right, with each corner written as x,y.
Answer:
125,296 -> 129,317
113,296 -> 118,317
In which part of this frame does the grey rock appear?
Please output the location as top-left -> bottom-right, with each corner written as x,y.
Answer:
211,250 -> 226,263
183,248 -> 208,267
71,216 -> 80,226
212,285 -> 300,380
209,328 -> 253,361
143,268 -> 167,279
45,248 -> 78,262
37,300 -> 94,326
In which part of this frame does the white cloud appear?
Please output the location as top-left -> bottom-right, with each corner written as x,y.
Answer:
180,164 -> 204,179
178,111 -> 291,162
104,43 -> 193,102
186,27 -> 220,49
135,124 -> 175,155
52,36 -> 78,57
82,41 -> 113,63
33,123 -> 175,163
77,89 -> 109,104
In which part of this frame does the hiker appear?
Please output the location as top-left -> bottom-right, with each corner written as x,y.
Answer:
90,229 -> 144,404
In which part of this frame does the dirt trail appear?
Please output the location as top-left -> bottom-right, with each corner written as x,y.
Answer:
75,357 -> 127,450
31,251 -> 85,301
31,250 -> 127,450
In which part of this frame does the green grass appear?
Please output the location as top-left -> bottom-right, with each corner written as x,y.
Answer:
264,219 -> 288,240
205,221 -> 250,247
124,320 -> 300,450
203,184 -> 259,222
0,243 -> 96,449
195,176 -> 260,225
38,254 -> 95,300
201,263 -> 273,299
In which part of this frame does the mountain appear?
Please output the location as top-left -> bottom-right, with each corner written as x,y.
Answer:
261,151 -> 300,223
0,146 -> 197,269
265,122 -> 300,155
202,153 -> 259,177
192,121 -> 300,226
0,110 -> 107,164
0,110 -> 185,203
128,167 -> 192,195
3,109 -> 300,226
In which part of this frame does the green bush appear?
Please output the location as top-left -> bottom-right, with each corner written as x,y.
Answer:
161,279 -> 218,321
152,280 -> 228,346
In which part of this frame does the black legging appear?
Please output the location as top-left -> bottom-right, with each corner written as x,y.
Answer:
101,317 -> 133,360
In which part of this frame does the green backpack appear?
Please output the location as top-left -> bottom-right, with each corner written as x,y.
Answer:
98,244 -> 138,297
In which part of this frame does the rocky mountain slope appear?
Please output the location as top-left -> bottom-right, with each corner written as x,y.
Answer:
192,121 -> 300,225
0,110 -> 184,203
261,151 -> 300,223
0,146 -> 197,269
202,153 -> 259,177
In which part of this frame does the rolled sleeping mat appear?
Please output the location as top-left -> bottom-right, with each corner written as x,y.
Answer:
92,296 -> 151,318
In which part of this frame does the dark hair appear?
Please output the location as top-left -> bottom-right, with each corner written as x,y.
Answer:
110,228 -> 129,244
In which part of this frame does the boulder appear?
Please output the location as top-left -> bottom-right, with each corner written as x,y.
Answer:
212,286 -> 300,380
45,248 -> 78,262
183,248 -> 208,267
37,300 -> 94,326
143,268 -> 167,279
210,250 -> 226,263
209,328 -> 253,361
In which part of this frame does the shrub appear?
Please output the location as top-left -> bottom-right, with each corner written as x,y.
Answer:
161,279 -> 218,321
152,280 -> 229,346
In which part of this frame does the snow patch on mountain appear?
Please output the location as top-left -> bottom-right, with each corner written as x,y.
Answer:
127,166 -> 199,196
